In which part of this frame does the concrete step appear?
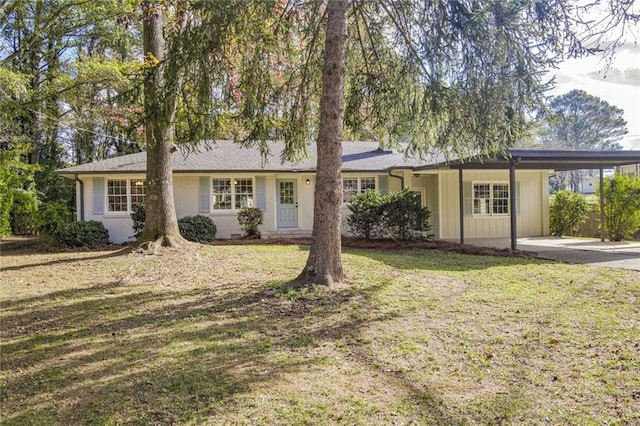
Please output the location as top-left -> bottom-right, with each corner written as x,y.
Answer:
262,229 -> 312,239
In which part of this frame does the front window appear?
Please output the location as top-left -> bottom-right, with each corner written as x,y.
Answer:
492,183 -> 509,215
130,179 -> 146,209
360,177 -> 376,192
473,182 -> 509,216
234,178 -> 253,209
342,178 -> 358,203
107,179 -> 128,212
213,178 -> 232,210
212,177 -> 254,211
343,176 -> 376,203
107,179 -> 146,213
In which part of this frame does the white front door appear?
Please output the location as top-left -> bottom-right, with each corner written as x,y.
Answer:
276,179 -> 298,228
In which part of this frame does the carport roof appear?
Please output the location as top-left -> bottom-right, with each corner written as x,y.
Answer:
416,149 -> 640,171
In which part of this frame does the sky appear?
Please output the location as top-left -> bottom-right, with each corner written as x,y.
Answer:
550,43 -> 640,150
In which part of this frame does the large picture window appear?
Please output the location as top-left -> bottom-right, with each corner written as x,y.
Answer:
107,179 -> 146,213
212,177 -> 253,211
342,176 -> 376,203
473,182 -> 509,216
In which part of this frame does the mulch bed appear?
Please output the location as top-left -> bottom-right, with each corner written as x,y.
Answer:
1,235 -> 536,259
212,236 -> 536,259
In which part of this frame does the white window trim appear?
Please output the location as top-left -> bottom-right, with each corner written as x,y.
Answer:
472,181 -> 510,217
211,176 -> 255,213
105,178 -> 146,215
342,175 -> 378,204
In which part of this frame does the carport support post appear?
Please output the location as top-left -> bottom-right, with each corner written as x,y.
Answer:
600,167 -> 605,242
509,159 -> 517,251
459,167 -> 464,244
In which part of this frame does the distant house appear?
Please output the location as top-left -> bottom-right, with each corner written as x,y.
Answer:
56,141 -> 640,248
581,175 -> 598,194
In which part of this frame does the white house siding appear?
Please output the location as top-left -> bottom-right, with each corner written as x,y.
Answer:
438,169 -> 550,239
173,173 -> 307,240
174,174 -> 268,239
80,173 -> 318,243
78,169 -> 549,244
297,174 -> 315,231
424,174 -> 440,238
79,174 -> 146,244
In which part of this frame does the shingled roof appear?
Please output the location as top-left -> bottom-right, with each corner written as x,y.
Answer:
57,140 -> 640,177
56,140 -> 435,176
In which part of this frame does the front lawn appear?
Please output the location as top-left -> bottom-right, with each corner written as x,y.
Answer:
1,241 -> 639,425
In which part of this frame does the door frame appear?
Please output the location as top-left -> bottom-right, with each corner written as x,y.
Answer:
275,178 -> 299,228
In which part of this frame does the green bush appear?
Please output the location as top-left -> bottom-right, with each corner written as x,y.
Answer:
549,190 -> 589,237
346,188 -> 432,241
347,191 -> 385,239
51,220 -> 110,248
9,190 -> 38,235
178,215 -> 217,243
130,203 -> 146,238
237,207 -> 264,238
10,189 -> 38,214
599,175 -> 640,241
382,189 -> 432,241
0,189 -> 14,236
36,202 -> 72,235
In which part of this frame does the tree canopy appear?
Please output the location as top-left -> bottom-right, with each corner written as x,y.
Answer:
538,89 -> 628,151
538,89 -> 628,192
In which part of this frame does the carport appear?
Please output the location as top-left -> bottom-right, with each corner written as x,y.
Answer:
420,150 -> 640,251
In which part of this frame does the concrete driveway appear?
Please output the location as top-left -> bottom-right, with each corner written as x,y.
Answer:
464,237 -> 640,271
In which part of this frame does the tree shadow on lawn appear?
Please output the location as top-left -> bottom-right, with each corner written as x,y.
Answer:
345,247 -> 554,272
1,281 -> 304,423
0,246 -> 132,272
0,273 -> 509,424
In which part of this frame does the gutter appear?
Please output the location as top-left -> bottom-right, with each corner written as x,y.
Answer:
388,170 -> 405,189
75,174 -> 84,221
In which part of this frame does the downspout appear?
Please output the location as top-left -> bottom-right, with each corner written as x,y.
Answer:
75,174 -> 84,222
388,170 -> 405,189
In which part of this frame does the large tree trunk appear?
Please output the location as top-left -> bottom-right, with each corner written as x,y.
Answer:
296,0 -> 348,287
141,3 -> 185,251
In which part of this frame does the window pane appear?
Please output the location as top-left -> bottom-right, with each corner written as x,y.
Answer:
130,179 -> 146,209
235,178 -> 253,209
473,183 -> 490,215
493,198 -> 509,214
492,183 -> 509,214
107,179 -> 127,212
493,184 -> 509,199
343,178 -> 358,203
213,178 -> 231,210
360,177 -> 376,192
279,181 -> 294,205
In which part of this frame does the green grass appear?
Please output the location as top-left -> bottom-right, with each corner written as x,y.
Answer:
1,241 -> 639,425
